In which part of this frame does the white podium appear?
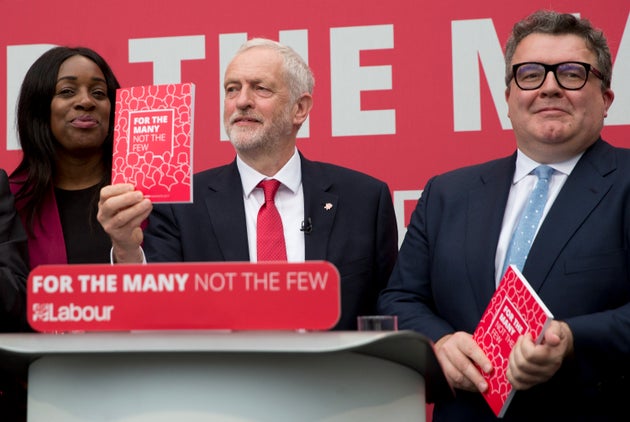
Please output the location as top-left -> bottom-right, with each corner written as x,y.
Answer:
0,330 -> 449,422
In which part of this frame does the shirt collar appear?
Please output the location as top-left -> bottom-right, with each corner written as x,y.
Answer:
237,148 -> 302,197
513,149 -> 583,183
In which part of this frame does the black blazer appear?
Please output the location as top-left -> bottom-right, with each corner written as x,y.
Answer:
144,153 -> 398,330
0,169 -> 29,332
379,139 -> 630,421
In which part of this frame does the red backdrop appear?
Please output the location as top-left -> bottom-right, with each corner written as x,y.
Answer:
3,0 -> 629,243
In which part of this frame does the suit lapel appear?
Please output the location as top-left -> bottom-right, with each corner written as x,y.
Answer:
301,157 -> 338,260
523,140 -> 615,290
466,157 -> 516,313
203,161 -> 250,261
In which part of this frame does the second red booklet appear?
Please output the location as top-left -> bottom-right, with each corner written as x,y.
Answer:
473,265 -> 554,418
112,82 -> 195,203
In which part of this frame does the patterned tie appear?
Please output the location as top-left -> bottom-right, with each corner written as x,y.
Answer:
501,165 -> 554,278
256,179 -> 287,261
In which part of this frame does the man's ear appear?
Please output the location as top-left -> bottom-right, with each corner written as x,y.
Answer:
293,93 -> 313,125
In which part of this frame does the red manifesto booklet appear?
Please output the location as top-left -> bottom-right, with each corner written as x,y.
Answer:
472,265 -> 554,418
112,83 -> 195,203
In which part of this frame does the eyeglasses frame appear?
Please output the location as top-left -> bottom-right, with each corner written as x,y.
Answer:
511,61 -> 604,91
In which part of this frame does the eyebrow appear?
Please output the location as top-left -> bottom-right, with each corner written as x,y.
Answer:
224,76 -> 267,86
56,75 -> 107,84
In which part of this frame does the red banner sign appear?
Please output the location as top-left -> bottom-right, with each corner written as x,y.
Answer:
3,1 -> 629,246
27,261 -> 340,332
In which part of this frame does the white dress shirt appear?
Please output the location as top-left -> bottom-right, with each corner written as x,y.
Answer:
494,150 -> 581,285
237,148 -> 305,262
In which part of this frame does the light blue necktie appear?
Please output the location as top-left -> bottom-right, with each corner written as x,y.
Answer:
501,165 -> 554,278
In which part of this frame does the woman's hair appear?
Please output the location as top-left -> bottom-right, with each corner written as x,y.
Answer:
504,10 -> 612,90
11,46 -> 120,231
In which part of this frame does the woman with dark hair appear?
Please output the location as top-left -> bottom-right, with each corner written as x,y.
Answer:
10,46 -> 120,267
3,45 -> 120,421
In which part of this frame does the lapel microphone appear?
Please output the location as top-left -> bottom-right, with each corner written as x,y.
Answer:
300,217 -> 313,234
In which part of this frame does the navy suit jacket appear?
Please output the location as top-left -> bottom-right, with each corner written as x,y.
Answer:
144,153 -> 398,330
379,139 -> 630,421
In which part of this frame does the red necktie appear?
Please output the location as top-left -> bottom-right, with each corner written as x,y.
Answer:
257,179 -> 287,261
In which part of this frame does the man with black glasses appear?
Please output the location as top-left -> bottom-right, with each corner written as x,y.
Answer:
379,9 -> 629,421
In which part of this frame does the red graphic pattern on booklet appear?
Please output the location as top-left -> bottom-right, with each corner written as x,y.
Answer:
112,83 -> 194,203
472,265 -> 553,417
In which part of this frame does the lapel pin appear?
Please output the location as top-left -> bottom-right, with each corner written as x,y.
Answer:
324,203 -> 333,210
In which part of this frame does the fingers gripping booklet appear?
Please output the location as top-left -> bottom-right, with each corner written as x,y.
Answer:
472,265 -> 554,418
112,83 -> 195,203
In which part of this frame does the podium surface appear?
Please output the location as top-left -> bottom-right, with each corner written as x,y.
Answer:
0,330 -> 448,422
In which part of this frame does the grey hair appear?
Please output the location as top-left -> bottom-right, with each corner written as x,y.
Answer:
236,38 -> 315,102
504,10 -> 612,89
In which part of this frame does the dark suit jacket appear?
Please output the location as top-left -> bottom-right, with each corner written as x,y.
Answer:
378,139 -> 630,421
0,169 -> 29,332
144,153 -> 398,330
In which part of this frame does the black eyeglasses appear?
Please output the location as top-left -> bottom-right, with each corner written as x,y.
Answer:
511,61 -> 603,90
